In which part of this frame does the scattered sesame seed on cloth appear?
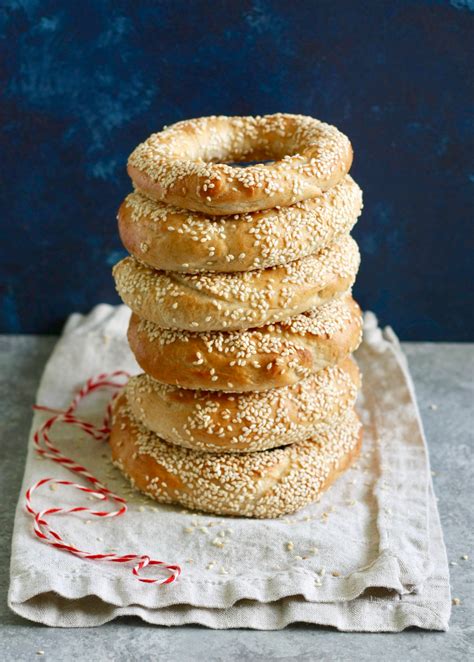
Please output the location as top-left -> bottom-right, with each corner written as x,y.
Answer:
8,305 -> 451,630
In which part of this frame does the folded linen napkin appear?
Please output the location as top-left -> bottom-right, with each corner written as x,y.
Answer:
8,305 -> 451,630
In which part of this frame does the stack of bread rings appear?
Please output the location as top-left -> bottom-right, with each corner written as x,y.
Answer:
111,113 -> 364,518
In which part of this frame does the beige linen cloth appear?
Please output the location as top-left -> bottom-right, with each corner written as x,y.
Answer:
8,305 -> 451,630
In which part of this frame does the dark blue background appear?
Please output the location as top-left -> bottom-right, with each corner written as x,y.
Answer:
1,0 -> 473,339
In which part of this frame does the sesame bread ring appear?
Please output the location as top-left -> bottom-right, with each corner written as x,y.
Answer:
125,358 -> 360,453
128,295 -> 362,392
118,175 -> 362,273
113,234 -> 360,332
110,398 -> 362,518
127,114 -> 353,215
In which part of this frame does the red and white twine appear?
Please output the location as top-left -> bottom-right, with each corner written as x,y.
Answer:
25,371 -> 181,585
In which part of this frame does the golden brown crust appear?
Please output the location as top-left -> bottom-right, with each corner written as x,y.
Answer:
110,396 -> 362,518
113,234 -> 360,332
127,114 -> 353,214
118,175 -> 362,273
125,358 -> 360,453
127,295 -> 363,392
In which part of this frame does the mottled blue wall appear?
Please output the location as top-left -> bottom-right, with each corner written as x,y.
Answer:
1,0 -> 473,339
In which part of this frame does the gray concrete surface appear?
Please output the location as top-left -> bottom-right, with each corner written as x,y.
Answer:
0,336 -> 472,661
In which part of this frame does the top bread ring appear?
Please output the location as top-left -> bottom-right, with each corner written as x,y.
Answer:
127,114 -> 353,215
118,175 -> 362,273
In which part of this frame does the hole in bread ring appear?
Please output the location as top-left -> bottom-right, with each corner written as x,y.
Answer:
127,114 -> 353,215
